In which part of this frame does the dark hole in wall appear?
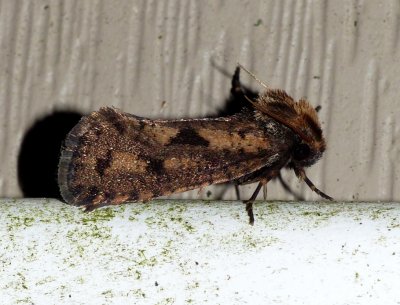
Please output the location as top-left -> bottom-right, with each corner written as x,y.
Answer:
18,111 -> 82,199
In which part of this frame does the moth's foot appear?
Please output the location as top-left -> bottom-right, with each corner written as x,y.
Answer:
244,200 -> 255,225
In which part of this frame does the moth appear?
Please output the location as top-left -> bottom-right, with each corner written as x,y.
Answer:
58,65 -> 332,224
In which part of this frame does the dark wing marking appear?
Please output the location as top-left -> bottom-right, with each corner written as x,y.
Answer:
58,107 -> 295,208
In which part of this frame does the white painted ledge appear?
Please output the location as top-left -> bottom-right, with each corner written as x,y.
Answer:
1,199 -> 400,304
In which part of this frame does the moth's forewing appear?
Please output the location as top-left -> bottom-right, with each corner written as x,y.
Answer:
58,107 -> 295,208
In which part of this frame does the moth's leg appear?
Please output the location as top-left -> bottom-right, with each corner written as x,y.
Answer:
234,184 -> 241,200
244,181 -> 265,225
231,66 -> 244,96
214,184 -> 231,200
84,204 -> 98,212
214,183 -> 240,201
294,167 -> 333,200
277,172 -> 305,201
263,184 -> 268,200
83,201 -> 113,212
230,65 -> 259,113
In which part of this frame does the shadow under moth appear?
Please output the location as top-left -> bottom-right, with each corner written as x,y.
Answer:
58,65 -> 332,224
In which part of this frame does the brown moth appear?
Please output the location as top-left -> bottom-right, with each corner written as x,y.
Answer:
58,65 -> 332,224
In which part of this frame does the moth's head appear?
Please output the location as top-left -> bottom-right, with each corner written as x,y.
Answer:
236,63 -> 332,201
254,90 -> 331,201
252,89 -> 326,168
290,98 -> 326,168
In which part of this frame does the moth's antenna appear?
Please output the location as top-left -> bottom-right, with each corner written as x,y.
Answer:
237,63 -> 269,90
294,167 -> 333,201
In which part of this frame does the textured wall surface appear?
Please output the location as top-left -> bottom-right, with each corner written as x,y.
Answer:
1,0 -> 399,201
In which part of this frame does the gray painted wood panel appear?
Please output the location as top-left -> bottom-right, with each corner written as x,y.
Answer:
1,0 -> 399,201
